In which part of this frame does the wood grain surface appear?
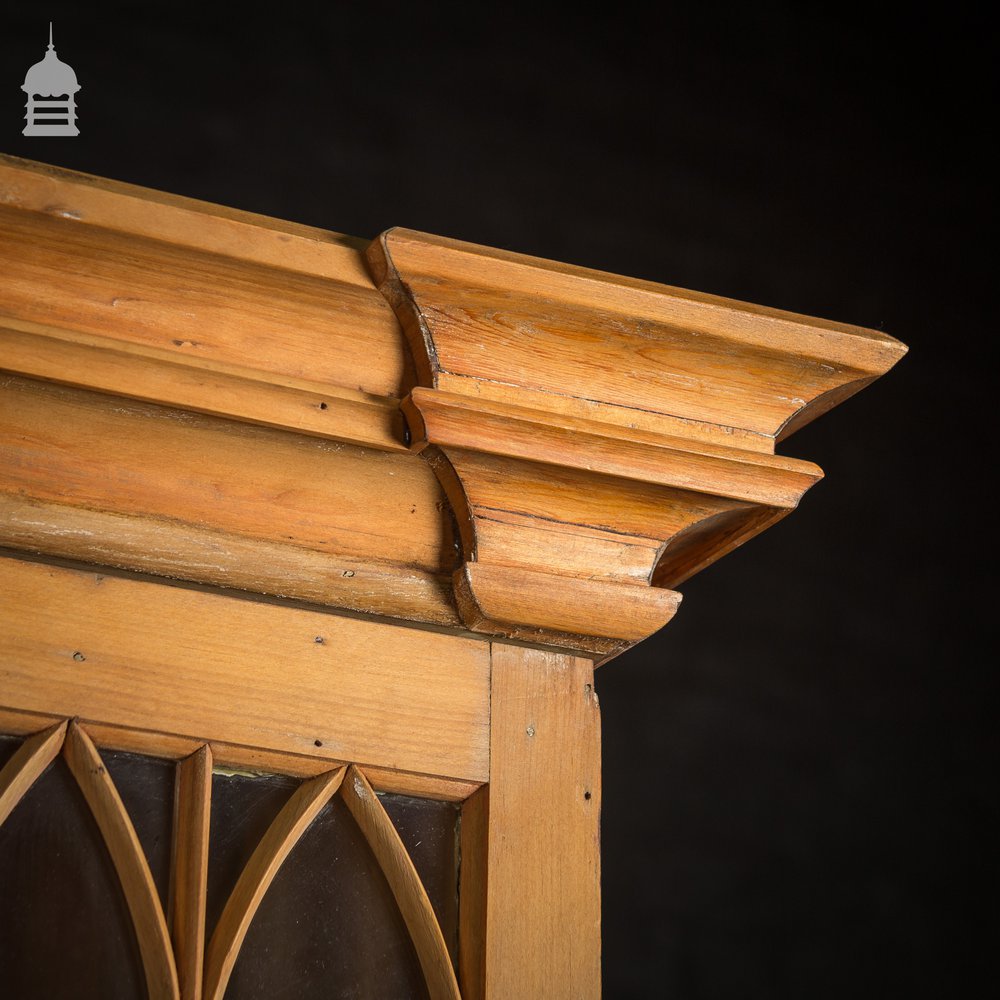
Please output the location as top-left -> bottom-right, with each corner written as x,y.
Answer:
457,785 -> 489,1000
342,766 -> 462,1000
0,557 -> 490,782
0,154 -> 406,402
0,374 -> 459,627
0,317 -> 406,451
0,720 -> 67,827
0,157 -> 906,657
0,706 -> 482,801
481,644 -> 602,998
171,746 -> 213,1000
369,226 -> 906,446
370,227 -> 904,655
63,722 -> 181,1000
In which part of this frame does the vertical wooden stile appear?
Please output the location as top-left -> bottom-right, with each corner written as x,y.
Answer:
483,644 -> 602,999
170,744 -> 212,1000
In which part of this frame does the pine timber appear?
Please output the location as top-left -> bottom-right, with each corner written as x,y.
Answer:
0,705 -> 482,802
369,228 -> 905,655
0,152 -> 906,657
0,556 -> 490,783
479,645 -> 602,998
342,765 -> 463,1000
63,722 -> 181,1000
0,154 -> 909,1000
171,745 -> 213,1000
0,719 -> 67,828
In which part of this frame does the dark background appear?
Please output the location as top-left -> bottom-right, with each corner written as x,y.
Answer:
3,5 -> 993,997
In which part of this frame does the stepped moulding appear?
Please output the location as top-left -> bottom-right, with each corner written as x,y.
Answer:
0,155 -> 906,662
367,228 -> 906,658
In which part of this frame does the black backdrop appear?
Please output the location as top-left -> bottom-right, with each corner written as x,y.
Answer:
3,5 -> 992,998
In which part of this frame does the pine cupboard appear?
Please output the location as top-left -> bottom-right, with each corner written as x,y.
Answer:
0,155 -> 905,999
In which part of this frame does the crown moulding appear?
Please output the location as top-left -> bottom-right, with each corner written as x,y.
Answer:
0,157 -> 906,663
367,227 -> 907,658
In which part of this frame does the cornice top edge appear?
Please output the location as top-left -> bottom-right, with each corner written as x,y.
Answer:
369,227 -> 907,448
378,226 -> 906,367
0,155 -> 374,288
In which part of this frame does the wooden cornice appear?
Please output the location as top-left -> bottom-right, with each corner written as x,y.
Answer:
367,228 -> 904,448
366,228 -> 905,656
0,156 -> 906,661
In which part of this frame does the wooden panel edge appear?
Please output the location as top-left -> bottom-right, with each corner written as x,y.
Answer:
0,320 -> 406,451
0,719 -> 67,827
458,784 -> 489,1000
63,722 -> 181,1000
0,707 -> 482,801
483,645 -> 601,998
171,745 -> 213,1000
0,556 -> 490,783
202,767 -> 345,1000
0,154 -> 374,284
343,765 -> 462,1000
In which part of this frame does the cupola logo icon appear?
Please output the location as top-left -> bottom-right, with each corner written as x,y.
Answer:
22,23 -> 81,137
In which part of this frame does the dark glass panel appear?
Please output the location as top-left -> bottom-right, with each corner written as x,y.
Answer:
104,749 -> 176,909
205,768 -> 299,938
207,772 -> 462,999
226,793 -> 429,1000
0,755 -> 146,999
0,739 -> 463,999
0,732 -> 21,768
379,792 -> 461,964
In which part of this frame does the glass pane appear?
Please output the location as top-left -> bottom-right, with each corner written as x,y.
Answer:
0,754 -> 146,999
380,792 -> 460,964
104,748 -> 176,909
207,770 -> 462,1000
0,732 -> 21,768
227,793 -> 428,999
206,767 -> 300,937
1,737 -> 464,999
